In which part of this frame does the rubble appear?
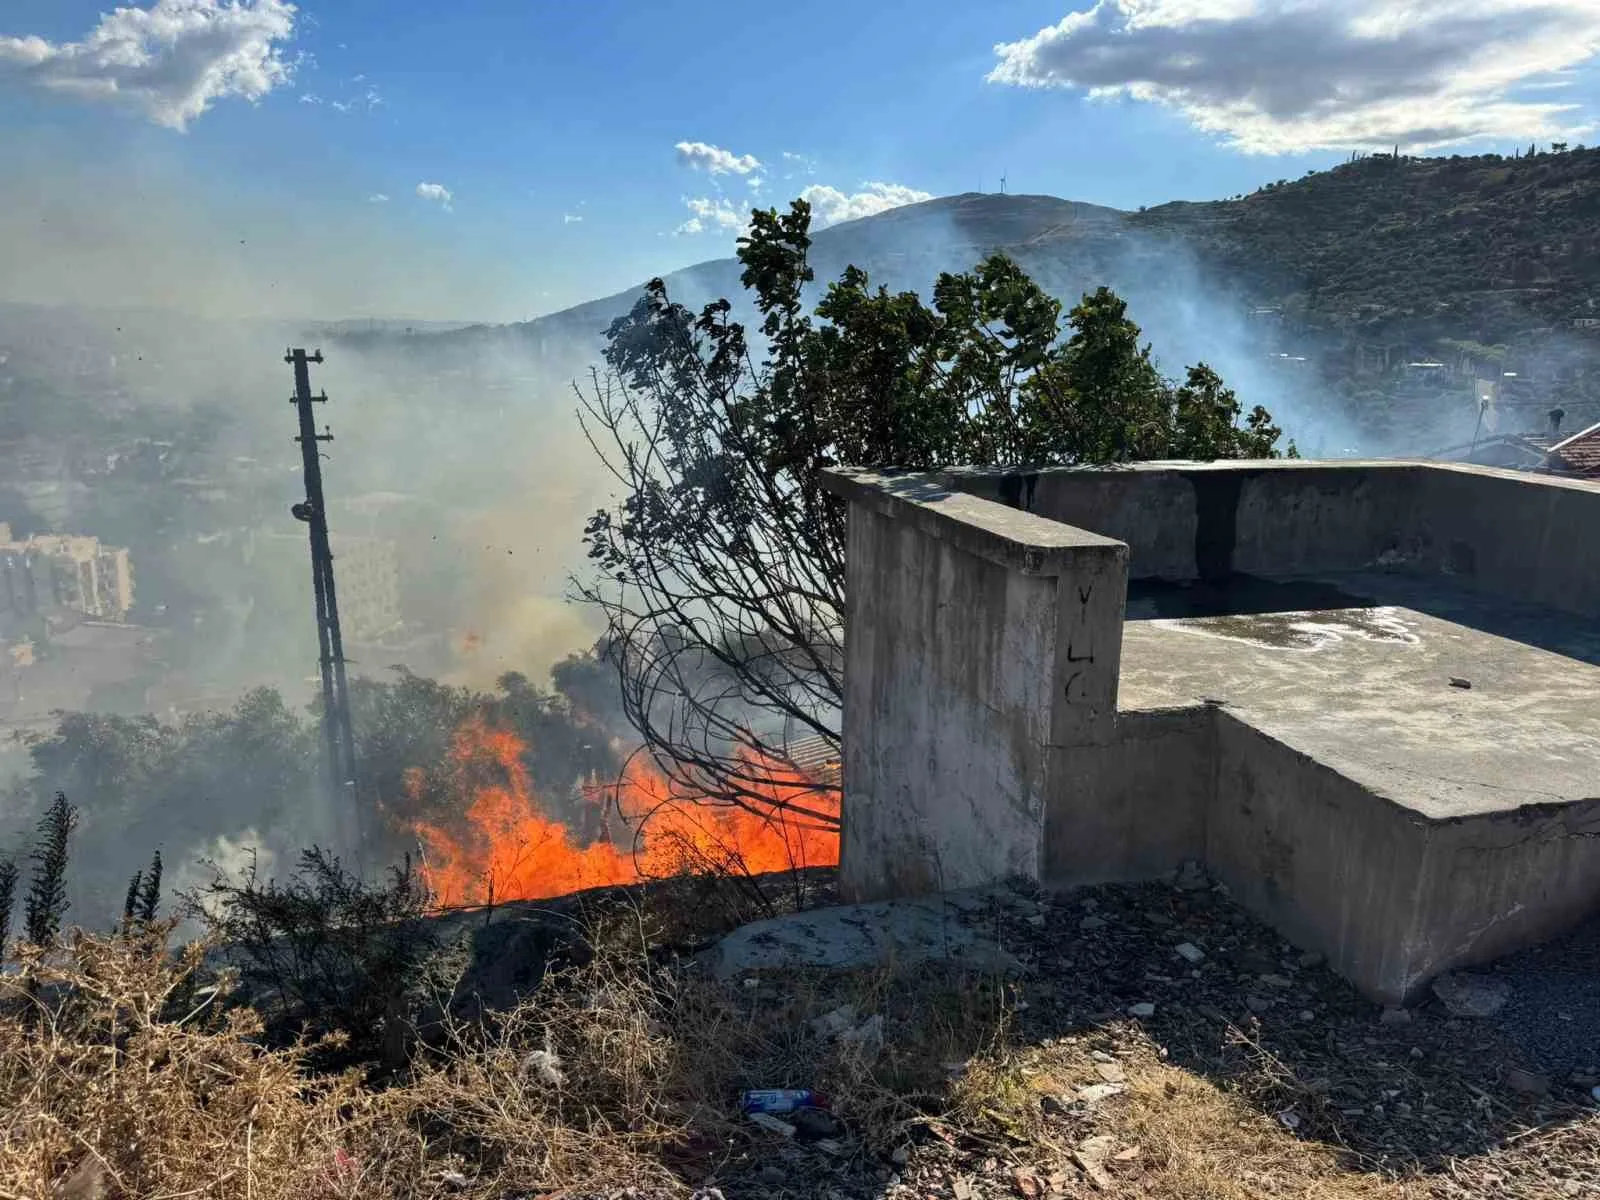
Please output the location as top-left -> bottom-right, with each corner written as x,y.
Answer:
747,1112 -> 797,1138
1432,972 -> 1513,1018
1092,1060 -> 1127,1084
1073,1134 -> 1119,1189
709,891 -> 1024,977
809,1004 -> 858,1038
1075,1082 -> 1127,1104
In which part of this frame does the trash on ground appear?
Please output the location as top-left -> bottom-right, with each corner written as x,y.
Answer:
740,1088 -> 828,1115
747,1111 -> 797,1137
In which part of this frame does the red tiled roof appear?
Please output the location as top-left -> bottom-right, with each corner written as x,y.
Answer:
783,733 -> 841,787
1549,421 -> 1600,478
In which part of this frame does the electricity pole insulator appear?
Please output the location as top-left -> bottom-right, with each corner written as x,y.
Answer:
286,347 -> 361,852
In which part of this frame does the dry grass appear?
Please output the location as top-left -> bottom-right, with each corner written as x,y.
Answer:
0,929 -> 374,1200
1,889 -> 1597,1200
941,1033 -> 1403,1199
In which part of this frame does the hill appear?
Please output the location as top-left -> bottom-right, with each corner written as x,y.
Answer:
1133,146 -> 1600,343
388,146 -> 1600,356
335,149 -> 1600,453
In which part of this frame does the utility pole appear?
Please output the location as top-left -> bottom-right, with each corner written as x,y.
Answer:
285,348 -> 361,852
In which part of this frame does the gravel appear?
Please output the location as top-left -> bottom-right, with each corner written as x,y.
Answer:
1482,914 -> 1600,1076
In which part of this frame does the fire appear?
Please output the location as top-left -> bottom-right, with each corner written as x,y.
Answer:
411,717 -> 840,907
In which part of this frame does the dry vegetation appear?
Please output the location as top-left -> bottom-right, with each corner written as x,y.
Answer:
0,873 -> 1596,1200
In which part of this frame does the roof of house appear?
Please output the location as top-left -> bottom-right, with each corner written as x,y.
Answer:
1548,420 -> 1600,477
783,733 -> 841,787
1430,433 -> 1553,464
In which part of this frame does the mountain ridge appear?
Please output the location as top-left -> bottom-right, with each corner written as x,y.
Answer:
389,147 -> 1600,359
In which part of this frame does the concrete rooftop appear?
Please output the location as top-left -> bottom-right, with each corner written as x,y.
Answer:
1120,573 -> 1600,819
822,460 -> 1600,1004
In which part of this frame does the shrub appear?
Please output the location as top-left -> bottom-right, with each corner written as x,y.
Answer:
188,847 -> 451,1068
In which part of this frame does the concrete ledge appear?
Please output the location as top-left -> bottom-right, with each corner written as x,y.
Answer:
1206,708 -> 1600,1003
822,467 -> 1125,578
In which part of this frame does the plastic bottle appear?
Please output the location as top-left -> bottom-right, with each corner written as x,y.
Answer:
739,1088 -> 828,1114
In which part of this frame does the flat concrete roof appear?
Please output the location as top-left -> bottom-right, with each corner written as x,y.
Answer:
1119,573 -> 1600,820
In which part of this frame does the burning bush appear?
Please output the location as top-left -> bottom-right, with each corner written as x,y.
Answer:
409,715 -> 839,908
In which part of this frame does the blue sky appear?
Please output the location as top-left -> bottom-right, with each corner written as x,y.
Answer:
2,0 -> 1598,322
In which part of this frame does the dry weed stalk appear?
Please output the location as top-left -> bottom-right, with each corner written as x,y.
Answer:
383,941 -> 688,1194
0,927 -> 380,1200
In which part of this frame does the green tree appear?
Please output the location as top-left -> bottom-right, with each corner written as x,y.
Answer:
24,793 -> 77,947
579,199 -> 1289,823
121,849 -> 163,931
1170,363 -> 1295,460
18,692 -> 317,924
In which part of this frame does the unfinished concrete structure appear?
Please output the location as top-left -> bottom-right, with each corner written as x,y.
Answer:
821,461 -> 1600,1005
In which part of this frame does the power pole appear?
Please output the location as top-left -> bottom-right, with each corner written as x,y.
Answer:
285,348 -> 361,852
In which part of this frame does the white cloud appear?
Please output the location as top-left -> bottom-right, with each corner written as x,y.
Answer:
988,0 -> 1600,153
675,140 -> 762,175
675,195 -> 749,236
779,151 -> 818,181
563,212 -> 583,224
299,92 -> 320,105
416,181 -> 452,209
328,83 -> 379,115
799,181 -> 934,227
368,192 -> 388,203
0,0 -> 297,131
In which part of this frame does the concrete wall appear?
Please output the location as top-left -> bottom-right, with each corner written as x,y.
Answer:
1404,794 -> 1600,989
1408,466 -> 1600,617
827,471 -> 1127,902
1206,712 -> 1439,1002
1206,709 -> 1600,1002
943,461 -> 1600,620
1043,706 -> 1212,885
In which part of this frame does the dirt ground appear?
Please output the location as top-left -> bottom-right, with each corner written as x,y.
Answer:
8,866 -> 1597,1200
605,870 -> 1600,1200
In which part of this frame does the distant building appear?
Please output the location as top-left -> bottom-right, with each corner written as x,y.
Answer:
257,531 -> 403,643
334,534 -> 404,641
1435,409 -> 1600,480
1547,419 -> 1600,478
0,524 -> 135,621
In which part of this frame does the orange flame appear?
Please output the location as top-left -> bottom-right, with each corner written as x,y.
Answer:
411,717 -> 839,907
